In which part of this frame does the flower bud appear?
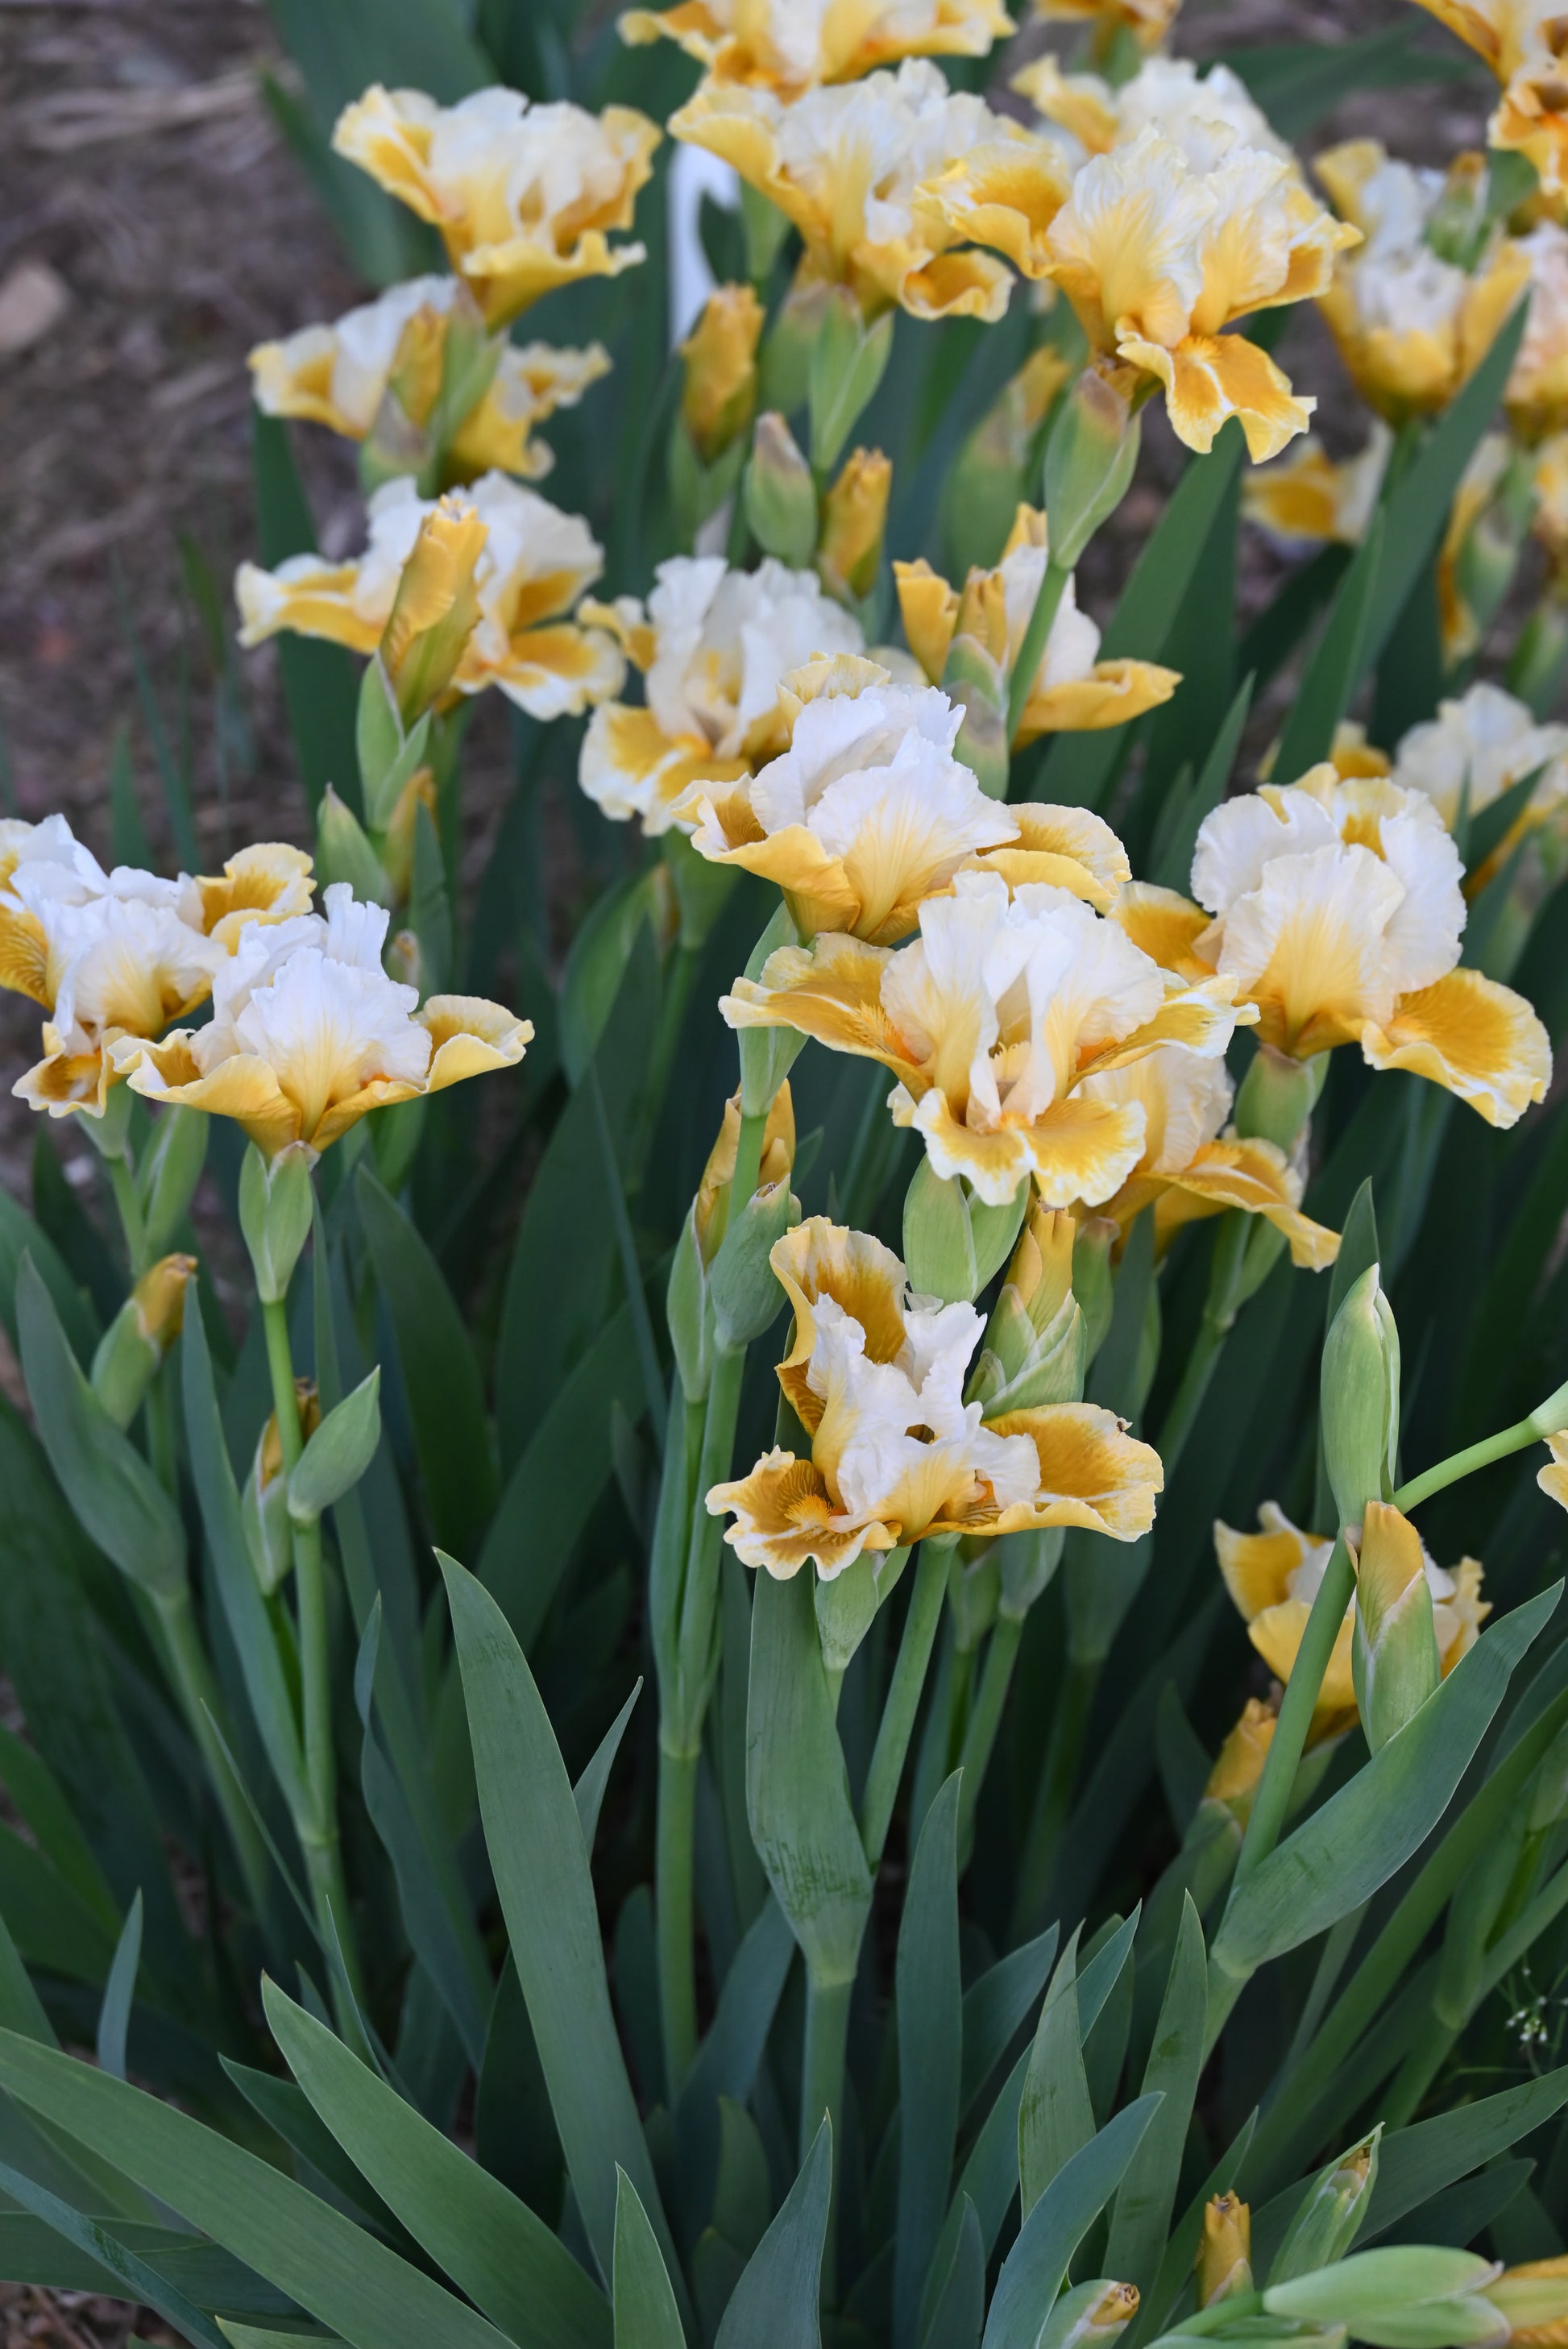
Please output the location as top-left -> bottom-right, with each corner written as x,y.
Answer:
736,905 -> 807,1116
681,284 -> 764,467
1198,2195 -> 1253,2307
745,411 -> 818,569
667,1206 -> 711,1403
943,343 -> 1073,582
1271,2131 -> 1380,2285
711,1178 -> 799,1351
1072,1217 -> 1118,1367
239,1140 -> 314,1296
139,1105 -> 208,1259
1351,1502 -> 1441,1751
1484,2256 -> 1568,2344
378,495 -> 487,728
817,446 -> 890,604
970,1202 -> 1085,1414
288,1367 -> 381,1524
90,1254 -> 197,1430
1202,1698 -> 1277,1829
808,286 -> 894,475
1321,1264 -> 1400,1529
1264,2246 -> 1505,2346
815,1548 -> 886,1676
378,766 -> 438,903
244,1380 -> 321,1594
1043,364 -> 1141,571
903,1158 -> 978,1305
317,785 -> 393,907
695,1085 -> 796,1264
1425,150 -> 1490,269
1234,1042 -> 1325,1153
1039,2281 -> 1140,2349
940,629 -> 1010,801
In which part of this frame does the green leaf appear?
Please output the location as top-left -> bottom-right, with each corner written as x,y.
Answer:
1019,1929 -> 1094,2220
716,2115 -> 831,2349
1105,1898 -> 1206,2297
0,1190 -> 96,1366
1466,762 -> 1546,872
1225,21 -> 1480,139
222,2057 -> 404,2237
983,2097 -> 1162,2349
0,1907 -> 56,2048
1213,1585 -> 1560,1974
895,1773 -> 963,2349
95,1892 -> 142,2081
250,413 -> 360,811
1364,2069 -> 1568,2238
576,1680 -> 642,1857
0,1719 -> 118,1938
1149,674 -> 1254,894
438,1554 -> 685,2312
263,1978 -> 611,2349
674,1899 -> 795,2235
923,2195 -> 985,2349
15,1258 -> 185,1600
1273,511 -> 1386,778
289,1369 -> 381,1523
357,1168 -> 496,1558
1132,2113 -> 1256,2346
0,2028 -> 518,2349
960,1926 -> 1060,2123
745,1567 -> 873,1990
0,2158 -> 226,2349
265,0 -> 492,115
613,2169 -> 687,2349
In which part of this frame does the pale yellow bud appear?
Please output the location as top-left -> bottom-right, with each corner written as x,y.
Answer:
385,305 -> 446,434
1197,2194 -> 1252,2307
259,1380 -> 322,1488
680,284 -> 765,466
818,447 -> 892,603
695,1083 -> 796,1263
379,496 -> 487,725
1487,2255 -> 1568,2344
134,1253 -> 197,1352
380,766 -> 438,902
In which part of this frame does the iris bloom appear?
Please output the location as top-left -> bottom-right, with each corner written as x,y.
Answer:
331,86 -> 660,328
1082,1044 -> 1341,1268
1217,1500 -> 1487,1731
1406,0 -> 1568,198
1508,223 -> 1568,441
723,865 -> 1248,1206
668,60 -> 1043,322
931,122 -> 1357,459
2,824 -> 314,1118
1171,766 -> 1552,1127
1027,0 -> 1180,51
1243,425 -> 1391,550
619,0 -> 1014,100
249,276 -> 609,482
707,1217 -> 1162,1577
673,655 -> 1021,944
1014,53 -> 1288,174
1312,141 -> 1529,423
114,886 -> 529,1160
235,472 -> 624,721
1392,682 -> 1568,859
579,558 -> 864,836
894,503 -> 1180,745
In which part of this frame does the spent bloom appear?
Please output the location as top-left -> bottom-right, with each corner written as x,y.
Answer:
1217,1500 -> 1488,1733
722,863 -> 1250,1206
1406,0 -> 1568,199
579,558 -> 865,836
618,0 -> 1014,99
331,85 -> 661,327
248,276 -> 609,483
669,60 -> 1047,322
236,471 -> 624,722
1313,140 -> 1529,423
894,502 -> 1180,745
673,654 -> 1020,943
1176,764 -> 1551,1126
114,886 -> 529,1160
706,1217 -> 1162,1578
933,121 -> 1359,460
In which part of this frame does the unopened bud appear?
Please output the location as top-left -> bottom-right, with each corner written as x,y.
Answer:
808,286 -> 894,475
745,412 -> 817,568
1264,2246 -> 1504,2344
1485,2256 -> 1568,2343
379,496 -> 486,728
711,1180 -> 799,1351
1039,2281 -> 1140,2349
1425,150 -> 1490,268
1043,365 -> 1141,571
360,304 -> 446,489
378,766 -> 438,903
817,446 -> 890,603
1197,2196 -> 1252,2307
667,1206 -> 711,1403
239,1141 -> 314,1297
681,284 -> 764,467
139,1106 -> 208,1258
244,1379 -> 321,1594
941,631 -> 1010,800
971,1201 -> 1085,1413
1321,1264 -> 1400,1529
1202,1698 -> 1276,1828
317,785 -> 392,907
815,1550 -> 884,1677
943,344 -> 1072,579
1351,1502 -> 1440,1751
903,1158 -> 978,1305
1271,2131 -> 1381,2285
90,1254 -> 197,1430
1072,1218 -> 1118,1366
1235,1043 -> 1325,1152
695,1085 -> 796,1264
737,905 -> 807,1115
288,1367 -> 382,1524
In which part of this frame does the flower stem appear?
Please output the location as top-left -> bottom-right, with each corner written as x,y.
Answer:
1006,558 -> 1072,747
801,1967 -> 854,2300
107,1153 -> 147,1276
1392,1415 -> 1544,1512
861,1538 -> 952,1869
262,1295 -> 367,2036
656,1739 -> 700,2096
956,1611 -> 1023,1852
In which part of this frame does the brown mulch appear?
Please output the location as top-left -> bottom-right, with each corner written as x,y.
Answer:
0,2284 -> 177,2349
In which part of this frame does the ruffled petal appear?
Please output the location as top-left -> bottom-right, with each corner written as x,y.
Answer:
234,557 -> 382,656
960,800 -> 1131,911
1120,331 -> 1314,463
1014,657 -> 1181,744
894,1083 -> 1039,1206
485,623 -> 626,719
1359,965 -> 1551,1129
706,1447 -> 891,1579
121,1038 -> 305,1160
1214,1514 -> 1313,1620
579,704 -> 749,833
1249,1596 -> 1357,1716
1150,1137 -> 1342,1269
770,1219 -> 909,1434
976,1401 -> 1163,1540
894,559 -> 960,683
1108,882 -> 1213,981
722,934 -> 921,1085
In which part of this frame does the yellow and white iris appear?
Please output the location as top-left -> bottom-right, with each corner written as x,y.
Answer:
1014,53 -> 1288,176
894,504 -> 1181,745
723,861 -> 1249,1206
235,471 -> 624,721
331,85 -> 660,328
1217,1500 -> 1488,1731
579,557 -> 865,836
1391,681 -> 1568,844
618,0 -> 1014,99
668,59 -> 1044,322
114,886 -> 529,1160
248,276 -> 610,482
1508,222 -> 1568,440
1242,425 -> 1392,549
707,1216 -> 1162,1578
1406,0 -> 1568,199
